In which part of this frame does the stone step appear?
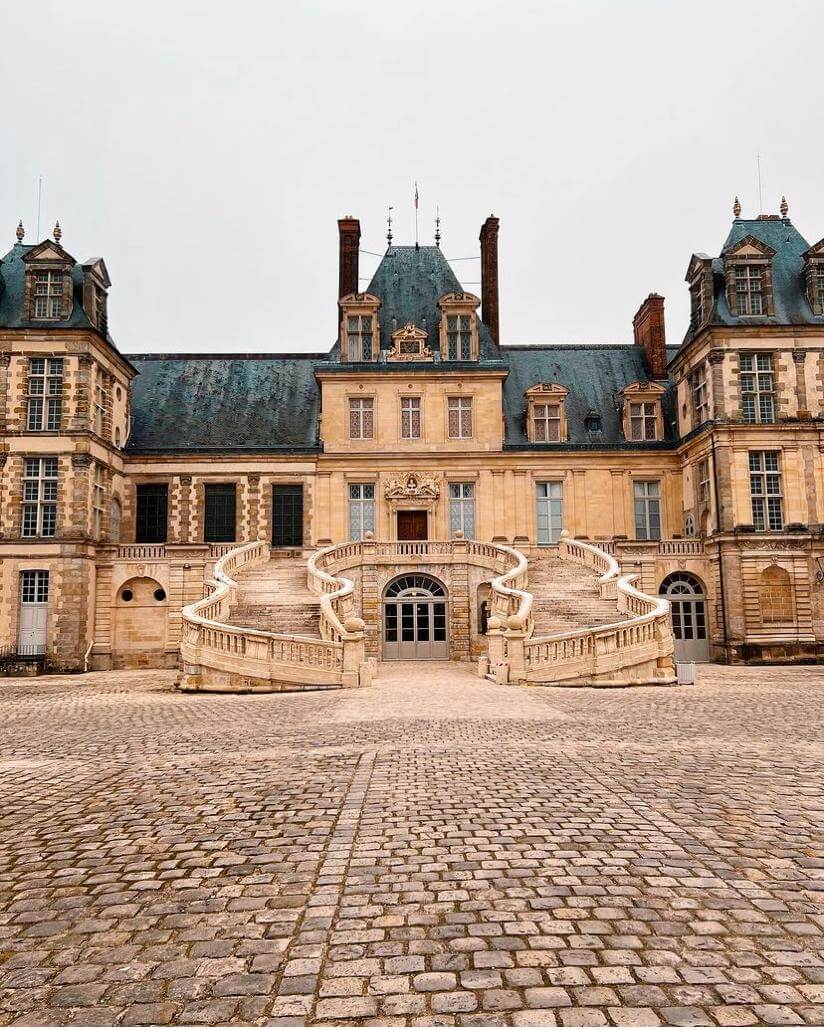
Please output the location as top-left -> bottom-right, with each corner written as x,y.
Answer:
228,603 -> 320,637
527,556 -> 625,637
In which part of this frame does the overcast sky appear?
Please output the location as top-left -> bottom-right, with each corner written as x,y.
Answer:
3,1 -> 823,355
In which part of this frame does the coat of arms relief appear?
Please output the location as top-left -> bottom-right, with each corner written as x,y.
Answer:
384,472 -> 440,500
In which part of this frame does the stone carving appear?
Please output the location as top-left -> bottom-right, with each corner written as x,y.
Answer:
384,472 -> 440,500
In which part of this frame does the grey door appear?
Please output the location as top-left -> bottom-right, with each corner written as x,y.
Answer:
661,572 -> 710,663
18,570 -> 49,656
383,574 -> 448,660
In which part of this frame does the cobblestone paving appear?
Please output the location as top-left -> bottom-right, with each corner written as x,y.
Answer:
1,663 -> 823,1027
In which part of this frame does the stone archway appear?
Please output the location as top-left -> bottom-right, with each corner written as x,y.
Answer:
382,573 -> 448,660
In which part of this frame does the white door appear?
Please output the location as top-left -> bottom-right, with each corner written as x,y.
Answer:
660,572 -> 710,663
18,570 -> 49,656
536,482 -> 563,544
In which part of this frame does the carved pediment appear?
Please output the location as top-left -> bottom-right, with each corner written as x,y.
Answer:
685,252 -> 712,282
384,472 -> 440,500
23,240 -> 75,265
525,382 -> 568,398
388,323 -> 432,361
621,380 -> 666,397
723,234 -> 775,260
437,291 -> 481,309
82,257 -> 111,288
339,292 -> 381,309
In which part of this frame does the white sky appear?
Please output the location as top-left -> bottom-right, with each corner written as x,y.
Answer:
3,0 -> 824,355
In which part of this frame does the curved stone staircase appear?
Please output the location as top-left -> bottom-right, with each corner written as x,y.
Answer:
528,548 -> 627,636
227,553 -> 321,637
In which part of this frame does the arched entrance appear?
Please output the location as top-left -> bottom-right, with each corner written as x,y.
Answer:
660,572 -> 709,663
383,574 -> 448,660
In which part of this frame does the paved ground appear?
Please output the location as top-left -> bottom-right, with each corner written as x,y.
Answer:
1,663 -> 823,1027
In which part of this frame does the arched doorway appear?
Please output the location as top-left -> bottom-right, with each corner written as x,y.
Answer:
383,574 -> 448,660
660,572 -> 709,663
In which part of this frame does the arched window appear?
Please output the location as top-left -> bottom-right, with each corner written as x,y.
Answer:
759,566 -> 793,623
384,574 -> 445,598
684,514 -> 695,537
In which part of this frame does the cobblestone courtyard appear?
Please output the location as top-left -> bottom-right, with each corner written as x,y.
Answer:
1,664 -> 823,1027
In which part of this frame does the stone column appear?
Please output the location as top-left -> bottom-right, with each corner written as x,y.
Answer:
247,474 -> 260,541
68,454 -> 92,539
610,469 -> 626,538
708,350 -> 726,420
179,475 -> 192,543
69,356 -> 92,432
793,349 -> 810,419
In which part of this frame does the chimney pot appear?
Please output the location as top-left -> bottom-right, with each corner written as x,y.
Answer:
479,215 -> 500,345
633,293 -> 667,380
337,217 -> 361,301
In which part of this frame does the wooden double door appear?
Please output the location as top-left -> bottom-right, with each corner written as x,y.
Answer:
397,510 -> 428,541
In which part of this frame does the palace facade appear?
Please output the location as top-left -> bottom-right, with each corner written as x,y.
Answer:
1,203 -> 823,679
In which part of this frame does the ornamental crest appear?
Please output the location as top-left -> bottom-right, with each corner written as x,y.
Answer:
384,472 -> 440,500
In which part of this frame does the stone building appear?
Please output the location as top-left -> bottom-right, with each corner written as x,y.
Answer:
0,202 -> 822,683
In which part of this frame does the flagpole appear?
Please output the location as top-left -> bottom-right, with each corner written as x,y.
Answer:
414,182 -> 419,249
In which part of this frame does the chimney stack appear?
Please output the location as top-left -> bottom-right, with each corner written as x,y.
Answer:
479,215 -> 500,345
633,293 -> 667,380
338,216 -> 361,300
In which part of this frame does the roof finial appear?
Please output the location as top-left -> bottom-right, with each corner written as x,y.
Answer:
386,205 -> 393,246
434,206 -> 441,248
15,220 -> 24,243
53,220 -> 62,244
780,195 -> 788,218
733,196 -> 742,218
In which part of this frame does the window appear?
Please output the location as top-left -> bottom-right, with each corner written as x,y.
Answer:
691,364 -> 709,426
446,315 -> 472,361
21,570 -> 49,605
26,358 -> 63,432
740,353 -> 775,423
347,315 -> 374,361
816,267 -> 824,313
749,451 -> 783,532
585,412 -> 602,433
447,397 -> 473,439
633,481 -> 661,540
22,457 -> 58,538
689,281 -> 704,329
136,484 -> 168,543
349,397 -> 374,440
204,483 -> 236,543
449,482 -> 475,538
536,482 -> 563,544
348,483 -> 375,540
735,265 -> 764,315
400,396 -> 421,439
759,566 -> 793,623
684,514 -> 695,537
697,458 -> 710,508
33,271 -> 64,319
532,403 -> 562,443
630,402 -> 658,441
94,370 -> 107,437
92,462 -> 105,539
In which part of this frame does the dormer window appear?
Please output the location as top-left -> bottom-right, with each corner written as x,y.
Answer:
685,253 -> 714,335
525,383 -> 568,443
438,293 -> 480,362
802,239 -> 824,316
621,381 -> 665,443
338,293 -> 381,362
722,235 -> 775,317
34,272 -> 65,319
735,265 -> 764,315
585,411 -> 602,433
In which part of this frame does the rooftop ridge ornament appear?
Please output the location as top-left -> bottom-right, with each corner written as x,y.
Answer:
15,220 -> 24,242
386,205 -> 393,246
53,220 -> 62,244
434,207 -> 441,248
780,195 -> 789,218
733,196 -> 742,218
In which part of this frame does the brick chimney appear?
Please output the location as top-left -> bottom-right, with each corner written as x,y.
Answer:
633,293 -> 667,380
479,215 -> 500,345
338,216 -> 360,300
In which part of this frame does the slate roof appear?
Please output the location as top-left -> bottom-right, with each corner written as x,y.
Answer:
325,245 -> 501,363
502,345 -> 676,448
125,355 -> 322,452
0,242 -> 119,349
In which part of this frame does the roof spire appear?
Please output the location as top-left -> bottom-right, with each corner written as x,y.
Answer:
15,220 -> 24,243
434,206 -> 441,248
386,205 -> 393,246
733,196 -> 742,218
780,195 -> 789,218
53,220 -> 62,244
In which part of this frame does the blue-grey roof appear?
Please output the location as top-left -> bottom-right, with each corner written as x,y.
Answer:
0,242 -> 116,343
125,355 -> 322,452
327,245 -> 500,362
502,345 -> 676,447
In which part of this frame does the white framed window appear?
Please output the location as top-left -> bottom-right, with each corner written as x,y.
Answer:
447,397 -> 473,439
633,480 -> 661,540
33,271 -> 64,319
21,569 -> 49,604
630,401 -> 658,441
400,396 -> 421,440
698,458 -> 710,508
740,353 -> 775,423
347,315 -> 374,361
691,364 -> 709,426
749,451 -> 783,532
449,482 -> 475,538
92,462 -> 105,538
348,397 -> 374,440
735,265 -> 764,315
26,358 -> 63,432
446,315 -> 473,361
348,483 -> 375,540
536,481 -> 563,544
532,402 -> 562,443
22,457 -> 58,538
